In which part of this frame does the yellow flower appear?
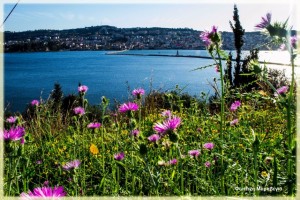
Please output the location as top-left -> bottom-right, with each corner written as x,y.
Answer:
261,171 -> 268,177
258,90 -> 267,96
121,130 -> 128,135
90,143 -> 99,155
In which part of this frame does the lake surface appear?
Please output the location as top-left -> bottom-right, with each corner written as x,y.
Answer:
4,50 -> 294,112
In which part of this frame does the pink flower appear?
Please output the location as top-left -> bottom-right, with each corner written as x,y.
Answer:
205,161 -> 211,168
255,13 -> 271,30
188,149 -> 200,157
203,142 -> 214,150
6,116 -> 18,124
230,101 -> 241,111
230,119 -> 239,126
211,25 -> 218,34
275,86 -> 288,96
200,25 -> 218,47
3,126 -> 25,141
119,102 -> 139,113
78,85 -> 88,93
168,158 -> 178,165
148,134 -> 160,142
132,88 -> 145,97
20,186 -> 66,198
153,116 -> 181,136
62,159 -> 81,170
87,122 -> 101,129
131,129 -> 140,137
114,152 -> 125,161
73,106 -> 85,115
200,31 -> 211,46
31,100 -> 39,106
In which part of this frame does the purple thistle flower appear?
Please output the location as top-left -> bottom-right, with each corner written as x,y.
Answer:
20,186 -> 66,198
73,106 -> 85,115
205,161 -> 211,168
148,134 -> 160,142
188,149 -> 200,157
275,86 -> 288,96
200,25 -> 218,47
119,102 -> 139,113
168,158 -> 178,165
132,88 -> 145,97
31,100 -> 39,106
291,35 -> 297,49
211,25 -> 218,34
78,85 -> 88,93
3,126 -> 25,141
153,116 -> 181,136
131,129 -> 140,137
200,31 -> 212,47
114,152 -> 125,161
62,159 -> 81,170
6,116 -> 18,124
230,119 -> 239,126
255,13 -> 272,29
87,122 -> 101,129
203,142 -> 214,150
230,101 -> 241,111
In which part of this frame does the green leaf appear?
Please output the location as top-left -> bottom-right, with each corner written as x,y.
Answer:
219,50 -> 229,60
171,170 -> 176,180
273,157 -> 278,188
191,63 -> 216,71
253,64 -> 262,74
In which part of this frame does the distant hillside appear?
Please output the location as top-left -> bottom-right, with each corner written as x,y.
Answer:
3,25 -> 288,52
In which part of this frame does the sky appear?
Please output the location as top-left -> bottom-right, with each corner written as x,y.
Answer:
1,0 -> 298,32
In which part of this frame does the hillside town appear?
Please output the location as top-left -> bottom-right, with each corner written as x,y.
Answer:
4,25 -> 276,52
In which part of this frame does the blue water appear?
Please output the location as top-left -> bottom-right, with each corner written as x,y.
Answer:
5,49 -> 288,113
5,50 -> 219,112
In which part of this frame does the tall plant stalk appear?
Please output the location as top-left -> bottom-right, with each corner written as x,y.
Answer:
287,46 -> 295,195
212,45 -> 226,194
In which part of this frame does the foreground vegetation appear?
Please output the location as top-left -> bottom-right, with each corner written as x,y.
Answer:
2,8 -> 297,197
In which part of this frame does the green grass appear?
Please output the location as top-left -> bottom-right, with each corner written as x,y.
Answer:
3,85 -> 296,196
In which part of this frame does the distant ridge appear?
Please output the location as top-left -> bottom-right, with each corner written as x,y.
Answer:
4,25 -> 295,52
